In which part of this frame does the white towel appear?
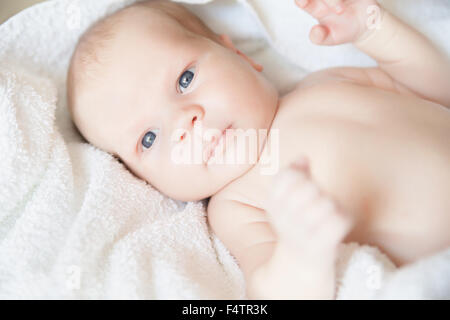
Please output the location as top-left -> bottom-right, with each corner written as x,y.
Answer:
0,0 -> 449,299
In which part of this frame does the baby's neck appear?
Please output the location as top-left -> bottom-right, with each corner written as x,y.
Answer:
212,104 -> 281,210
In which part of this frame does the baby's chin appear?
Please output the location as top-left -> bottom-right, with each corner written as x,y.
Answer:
161,186 -> 214,203
155,165 -> 251,202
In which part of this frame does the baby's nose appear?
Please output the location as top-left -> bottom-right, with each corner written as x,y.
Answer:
179,116 -> 198,142
173,105 -> 205,140
180,105 -> 204,126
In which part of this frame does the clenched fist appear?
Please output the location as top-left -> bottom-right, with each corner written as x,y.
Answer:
266,158 -> 354,255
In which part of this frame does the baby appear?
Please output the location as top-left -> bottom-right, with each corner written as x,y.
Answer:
67,0 -> 450,299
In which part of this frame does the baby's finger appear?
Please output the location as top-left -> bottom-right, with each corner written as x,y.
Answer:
270,168 -> 306,202
285,180 -> 320,213
289,156 -> 311,177
322,0 -> 345,14
301,198 -> 336,231
295,0 -> 330,20
318,208 -> 354,245
309,25 -> 336,46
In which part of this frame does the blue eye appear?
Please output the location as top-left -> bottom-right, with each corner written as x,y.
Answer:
141,129 -> 159,151
178,67 -> 195,93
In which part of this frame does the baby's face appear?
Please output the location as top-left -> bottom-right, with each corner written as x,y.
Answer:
76,10 -> 278,201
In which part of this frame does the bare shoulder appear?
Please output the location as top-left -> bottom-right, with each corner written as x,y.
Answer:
207,195 -> 277,278
294,66 -> 417,96
279,67 -> 364,109
275,66 -> 420,123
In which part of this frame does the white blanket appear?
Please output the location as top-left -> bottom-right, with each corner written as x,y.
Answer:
0,0 -> 449,299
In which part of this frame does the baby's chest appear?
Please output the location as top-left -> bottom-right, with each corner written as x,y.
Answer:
264,90 -> 381,216
269,83 -> 450,263
271,82 -> 450,208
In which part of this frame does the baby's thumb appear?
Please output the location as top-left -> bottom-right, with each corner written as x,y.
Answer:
310,25 -> 335,46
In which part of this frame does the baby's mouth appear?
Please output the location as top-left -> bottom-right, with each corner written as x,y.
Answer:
205,124 -> 232,164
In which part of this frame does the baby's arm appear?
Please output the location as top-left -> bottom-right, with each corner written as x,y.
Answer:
355,5 -> 450,106
296,0 -> 450,106
207,161 -> 353,299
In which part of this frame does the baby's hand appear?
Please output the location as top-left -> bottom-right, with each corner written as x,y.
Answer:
295,0 -> 381,45
267,158 -> 353,255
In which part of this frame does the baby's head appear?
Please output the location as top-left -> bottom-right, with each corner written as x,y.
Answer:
67,0 -> 279,201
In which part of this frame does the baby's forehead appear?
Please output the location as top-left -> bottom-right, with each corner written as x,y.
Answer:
69,2 -> 210,157
107,16 -> 193,76
81,16 -> 191,140
118,21 -> 205,78
114,8 -> 189,45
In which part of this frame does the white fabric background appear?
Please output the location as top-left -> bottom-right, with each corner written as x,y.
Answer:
0,0 -> 449,299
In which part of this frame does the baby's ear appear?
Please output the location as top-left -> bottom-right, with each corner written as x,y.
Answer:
219,34 -> 263,72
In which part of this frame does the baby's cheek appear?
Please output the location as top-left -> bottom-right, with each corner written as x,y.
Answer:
156,163 -> 208,201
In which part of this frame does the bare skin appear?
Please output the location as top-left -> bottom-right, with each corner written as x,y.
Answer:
70,0 -> 450,300
208,0 -> 450,299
